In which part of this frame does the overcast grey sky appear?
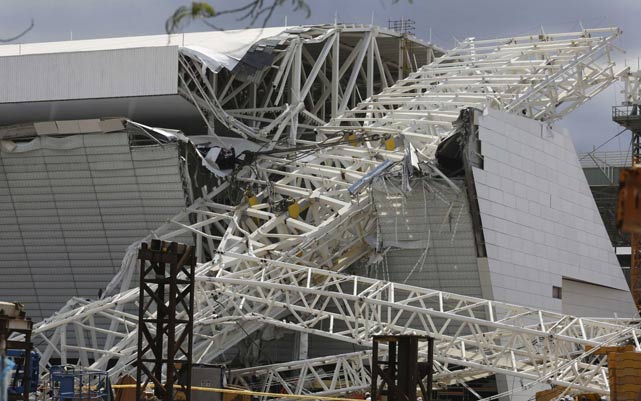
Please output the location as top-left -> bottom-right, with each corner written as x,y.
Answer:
2,0 -> 641,152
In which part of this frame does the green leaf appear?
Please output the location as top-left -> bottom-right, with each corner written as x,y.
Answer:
166,2 -> 217,34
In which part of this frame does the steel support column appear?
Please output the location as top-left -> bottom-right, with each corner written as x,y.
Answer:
371,335 -> 432,401
136,240 -> 196,401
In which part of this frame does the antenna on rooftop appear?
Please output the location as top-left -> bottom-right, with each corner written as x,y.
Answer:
387,18 -> 415,36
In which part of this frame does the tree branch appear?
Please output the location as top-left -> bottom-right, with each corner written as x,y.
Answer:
166,0 -> 311,34
0,19 -> 34,43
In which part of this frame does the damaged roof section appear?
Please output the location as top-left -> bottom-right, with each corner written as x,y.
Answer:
180,25 -> 441,142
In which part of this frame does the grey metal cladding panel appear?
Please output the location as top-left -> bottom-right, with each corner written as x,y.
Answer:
138,183 -> 185,192
87,153 -> 132,163
142,198 -> 187,208
135,166 -> 182,177
0,138 -> 189,321
0,261 -> 29,268
91,176 -> 138,186
5,171 -> 53,181
0,276 -> 34,285
131,146 -> 179,160
100,214 -> 148,223
91,169 -> 138,178
52,193 -> 100,202
42,147 -> 86,156
371,180 -> 482,295
66,244 -> 110,253
92,183 -> 140,193
0,252 -> 28,260
90,161 -> 135,170
1,152 -> 44,165
75,275 -> 117,284
20,231 -> 60,239
22,238 -> 66,246
0,46 -> 178,102
2,163 -> 47,174
1,289 -> 37,297
46,170 -> 92,179
56,208 -> 103,217
13,216 -> 61,225
69,259 -> 115,268
84,145 -> 132,156
0,238 -> 23,247
50,181 -> 95,191
84,133 -> 130,147
63,237 -> 109,246
8,179 -> 53,188
44,155 -> 88,164
74,269 -> 118,277
68,252 -> 112,260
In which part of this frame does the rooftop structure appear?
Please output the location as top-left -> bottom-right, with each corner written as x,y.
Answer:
0,25 -> 439,137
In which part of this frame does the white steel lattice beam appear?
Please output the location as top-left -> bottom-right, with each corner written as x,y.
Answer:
229,351 -> 371,397
201,262 -> 641,395
318,27 -> 626,161
32,27 -> 637,399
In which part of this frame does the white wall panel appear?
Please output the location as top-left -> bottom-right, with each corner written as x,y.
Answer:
0,47 -> 178,103
473,109 -> 636,317
562,278 -> 636,317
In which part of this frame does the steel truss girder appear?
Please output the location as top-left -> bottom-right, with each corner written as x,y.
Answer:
201,261 -> 640,395
32,27 -> 638,399
229,351 -> 371,398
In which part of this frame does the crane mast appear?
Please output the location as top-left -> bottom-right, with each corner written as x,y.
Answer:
614,70 -> 641,311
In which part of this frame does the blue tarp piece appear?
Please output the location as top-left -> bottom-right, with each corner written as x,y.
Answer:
1,358 -> 16,401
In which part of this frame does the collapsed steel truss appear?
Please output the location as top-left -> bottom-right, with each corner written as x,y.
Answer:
178,24 -> 437,144
229,351 -> 372,397
32,27 -> 640,398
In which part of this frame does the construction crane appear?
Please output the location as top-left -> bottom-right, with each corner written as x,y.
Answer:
614,70 -> 641,311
